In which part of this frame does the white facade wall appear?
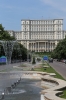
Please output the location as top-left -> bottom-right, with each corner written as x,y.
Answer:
21,19 -> 63,40
63,31 -> 66,39
14,31 -> 22,40
7,19 -> 66,52
21,19 -> 64,51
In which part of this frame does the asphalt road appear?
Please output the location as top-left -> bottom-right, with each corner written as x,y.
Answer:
49,61 -> 66,80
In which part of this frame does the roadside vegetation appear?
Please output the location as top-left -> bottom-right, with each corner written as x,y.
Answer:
34,61 -> 64,80
0,24 -> 15,41
32,56 -> 36,64
0,24 -> 27,61
51,37 -> 66,60
34,61 -> 66,99
60,89 -> 66,98
35,52 -> 51,58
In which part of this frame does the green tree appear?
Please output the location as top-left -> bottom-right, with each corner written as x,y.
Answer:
0,24 -> 15,40
0,24 -> 27,62
32,56 -> 36,64
51,37 -> 66,59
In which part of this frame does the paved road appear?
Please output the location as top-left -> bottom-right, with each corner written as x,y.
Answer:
49,61 -> 66,80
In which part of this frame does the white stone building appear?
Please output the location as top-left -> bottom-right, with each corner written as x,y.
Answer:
63,30 -> 66,39
7,19 -> 66,52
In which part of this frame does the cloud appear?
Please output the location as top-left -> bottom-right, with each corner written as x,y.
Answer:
41,0 -> 66,12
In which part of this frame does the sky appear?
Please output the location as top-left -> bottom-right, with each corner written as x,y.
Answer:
0,0 -> 66,31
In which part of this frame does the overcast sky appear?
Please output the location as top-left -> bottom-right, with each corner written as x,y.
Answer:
0,0 -> 66,31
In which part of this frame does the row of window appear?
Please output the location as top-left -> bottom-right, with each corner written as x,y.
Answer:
31,28 -> 54,31
23,25 -> 62,28
23,36 -> 54,39
23,28 -> 54,31
30,45 -> 55,48
22,20 -> 62,24
22,28 -> 61,31
23,33 -> 61,36
17,36 -> 61,40
23,26 -> 62,30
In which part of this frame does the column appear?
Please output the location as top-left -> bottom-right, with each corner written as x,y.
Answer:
50,42 -> 51,51
51,43 -> 52,51
46,42 -> 48,51
32,43 -> 33,51
27,41 -> 29,50
35,43 -> 36,52
34,43 -> 35,51
52,43 -> 53,51
30,43 -> 31,51
53,43 -> 55,50
38,42 -> 39,52
33,43 -> 34,51
48,41 -> 50,52
31,43 -> 32,52
44,42 -> 45,51
45,42 -> 46,51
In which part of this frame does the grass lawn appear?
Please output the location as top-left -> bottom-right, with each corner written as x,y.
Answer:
60,89 -> 66,98
34,62 -> 66,99
35,52 -> 51,58
34,62 -> 65,80
19,64 -> 27,67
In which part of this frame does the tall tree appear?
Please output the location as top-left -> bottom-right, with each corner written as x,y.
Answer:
51,37 -> 66,59
0,24 -> 15,40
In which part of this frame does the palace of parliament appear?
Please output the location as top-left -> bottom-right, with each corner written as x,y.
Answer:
7,19 -> 66,52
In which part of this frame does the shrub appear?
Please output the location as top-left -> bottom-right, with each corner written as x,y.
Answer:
32,57 -> 36,64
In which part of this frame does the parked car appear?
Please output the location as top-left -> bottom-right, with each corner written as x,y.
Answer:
65,60 -> 66,64
48,58 -> 53,63
61,59 -> 66,63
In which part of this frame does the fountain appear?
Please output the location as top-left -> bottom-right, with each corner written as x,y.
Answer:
0,40 -> 20,64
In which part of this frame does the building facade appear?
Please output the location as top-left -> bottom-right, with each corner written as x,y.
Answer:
7,19 -> 66,52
